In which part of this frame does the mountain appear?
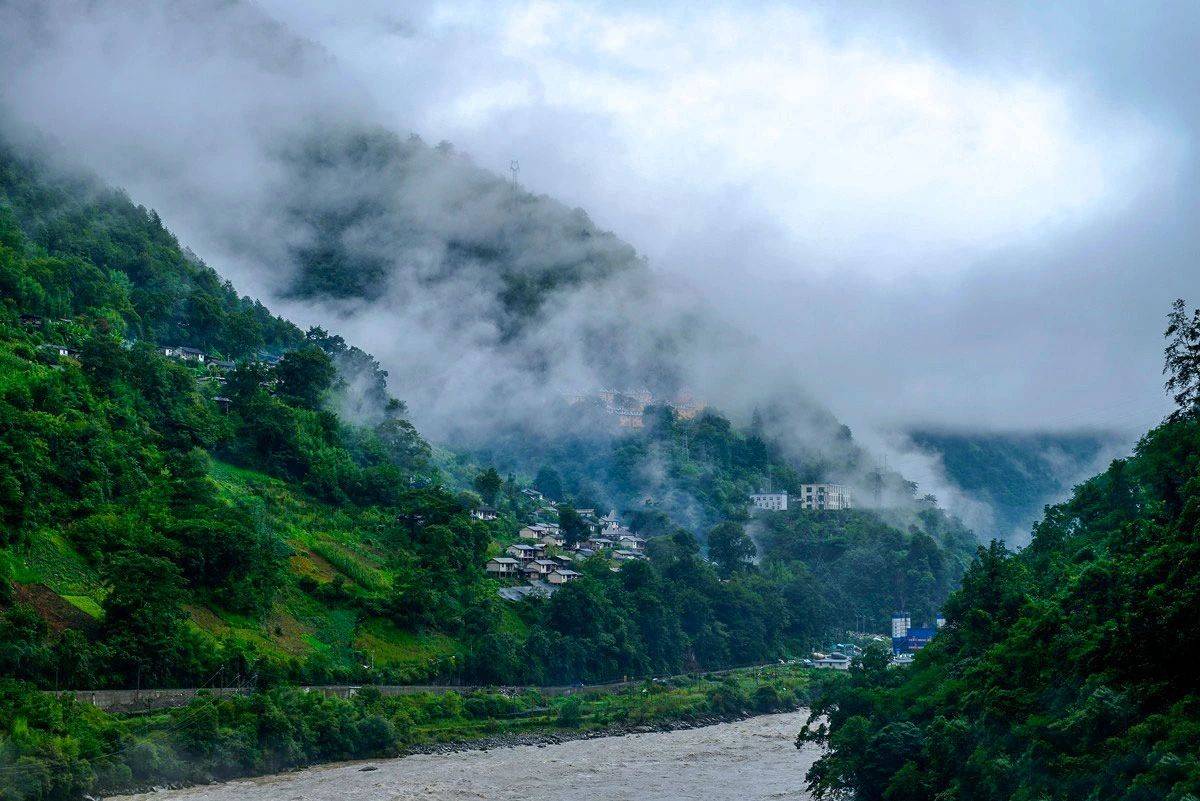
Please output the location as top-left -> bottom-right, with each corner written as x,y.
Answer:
804,348 -> 1200,800
907,428 -> 1125,540
0,0 -> 869,497
0,133 -> 977,703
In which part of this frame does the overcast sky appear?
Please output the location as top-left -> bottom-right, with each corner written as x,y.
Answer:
254,0 -> 1197,435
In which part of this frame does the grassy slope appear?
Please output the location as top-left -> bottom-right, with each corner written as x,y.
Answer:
205,461 -> 470,675
10,456 -> 476,682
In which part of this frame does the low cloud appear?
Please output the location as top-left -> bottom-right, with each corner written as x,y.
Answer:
2,1 -> 1194,515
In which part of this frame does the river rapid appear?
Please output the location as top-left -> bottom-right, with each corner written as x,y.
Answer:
111,711 -> 819,801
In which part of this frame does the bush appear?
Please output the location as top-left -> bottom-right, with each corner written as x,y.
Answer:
752,682 -> 785,712
355,714 -> 397,754
705,683 -> 749,715
556,695 -> 584,727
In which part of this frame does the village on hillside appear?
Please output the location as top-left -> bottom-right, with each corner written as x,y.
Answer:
567,387 -> 706,429
22,313 -> 282,413
481,482 -> 861,602
483,497 -> 648,600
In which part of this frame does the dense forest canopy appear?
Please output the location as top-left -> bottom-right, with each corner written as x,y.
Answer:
803,302 -> 1200,801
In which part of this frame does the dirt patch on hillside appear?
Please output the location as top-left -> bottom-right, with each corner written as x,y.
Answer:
291,551 -> 337,581
12,582 -> 98,633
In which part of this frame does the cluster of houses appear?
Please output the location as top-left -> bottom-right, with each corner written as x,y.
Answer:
804,614 -> 947,670
485,508 -> 649,598
34,319 -> 291,416
566,388 -> 706,430
25,314 -> 275,404
807,642 -> 863,670
749,484 -> 854,512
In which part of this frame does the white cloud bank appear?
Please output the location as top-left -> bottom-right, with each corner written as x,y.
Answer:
260,0 -> 1186,433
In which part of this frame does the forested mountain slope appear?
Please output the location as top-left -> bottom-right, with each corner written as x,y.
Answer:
0,137 -> 976,698
462,407 -> 978,631
803,304 -> 1200,800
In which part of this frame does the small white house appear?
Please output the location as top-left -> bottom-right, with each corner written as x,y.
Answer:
618,534 -> 646,551
519,523 -> 557,540
471,507 -> 498,521
485,557 -> 520,577
548,569 -> 581,585
750,492 -> 788,511
42,343 -> 76,358
506,543 -> 542,561
539,531 -> 566,548
525,559 -> 558,577
162,346 -> 206,363
812,652 -> 852,670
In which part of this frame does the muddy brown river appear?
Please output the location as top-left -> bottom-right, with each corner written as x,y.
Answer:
111,711 -> 819,800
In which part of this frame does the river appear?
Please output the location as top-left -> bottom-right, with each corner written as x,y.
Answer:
111,711 -> 820,801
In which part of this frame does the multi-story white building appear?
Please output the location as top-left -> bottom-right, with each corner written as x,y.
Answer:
749,492 -> 789,511
798,484 -> 853,510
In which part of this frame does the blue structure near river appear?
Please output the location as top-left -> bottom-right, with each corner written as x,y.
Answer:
890,611 -> 946,654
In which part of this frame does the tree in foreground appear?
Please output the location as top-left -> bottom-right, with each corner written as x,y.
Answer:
473,467 -> 503,506
275,346 -> 336,410
534,465 -> 563,501
1164,297 -> 1200,419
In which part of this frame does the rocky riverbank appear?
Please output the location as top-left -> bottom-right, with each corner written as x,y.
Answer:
394,707 -> 784,758
102,708 -> 795,798
112,711 -> 821,801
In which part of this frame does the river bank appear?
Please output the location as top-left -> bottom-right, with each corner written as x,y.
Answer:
111,711 -> 821,801
0,665 -> 826,800
379,705 -> 783,758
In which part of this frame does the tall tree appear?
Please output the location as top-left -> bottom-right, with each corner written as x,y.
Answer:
707,521 -> 756,578
275,346 -> 336,410
534,465 -> 563,501
473,467 -> 503,506
558,505 -> 591,547
1164,298 -> 1200,419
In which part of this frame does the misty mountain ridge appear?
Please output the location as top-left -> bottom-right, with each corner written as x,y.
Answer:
0,0 -> 828,450
0,0 -> 984,534
277,128 -> 641,313
906,427 -> 1127,541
